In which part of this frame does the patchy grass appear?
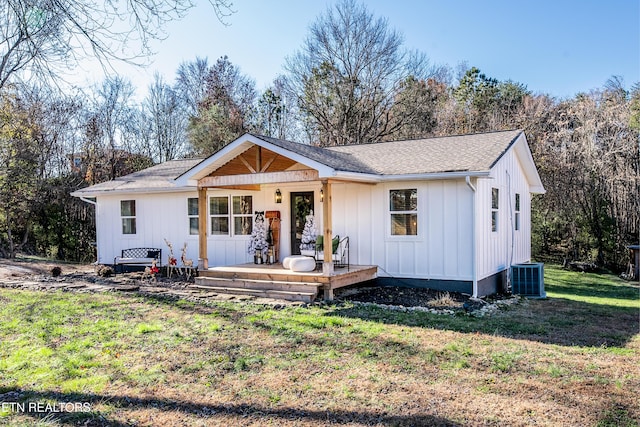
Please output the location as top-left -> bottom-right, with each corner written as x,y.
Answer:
0,265 -> 637,426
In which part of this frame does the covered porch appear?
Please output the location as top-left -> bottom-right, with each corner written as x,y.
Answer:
177,134 -> 378,301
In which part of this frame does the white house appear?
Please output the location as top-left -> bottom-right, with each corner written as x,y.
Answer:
72,130 -> 545,298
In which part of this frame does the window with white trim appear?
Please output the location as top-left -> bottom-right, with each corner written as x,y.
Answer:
209,195 -> 253,236
210,196 -> 229,235
491,188 -> 499,232
120,200 -> 136,234
232,196 -> 253,235
188,198 -> 199,235
390,189 -> 417,236
515,193 -> 521,231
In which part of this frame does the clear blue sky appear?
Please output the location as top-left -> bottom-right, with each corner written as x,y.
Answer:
89,0 -> 639,100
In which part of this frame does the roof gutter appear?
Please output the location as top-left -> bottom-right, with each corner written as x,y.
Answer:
71,171 -> 493,197
71,186 -> 198,198
332,170 -> 491,183
466,176 -> 479,298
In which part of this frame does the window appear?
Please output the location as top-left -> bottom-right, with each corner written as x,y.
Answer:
121,200 -> 136,234
491,188 -> 499,232
232,196 -> 253,235
188,198 -> 199,235
390,189 -> 417,236
210,197 -> 229,235
515,193 -> 521,231
209,195 -> 253,236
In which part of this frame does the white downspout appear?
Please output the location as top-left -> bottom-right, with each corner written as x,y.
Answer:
78,196 -> 99,263
465,176 -> 478,298
465,175 -> 476,192
506,170 -> 514,292
79,196 -> 97,206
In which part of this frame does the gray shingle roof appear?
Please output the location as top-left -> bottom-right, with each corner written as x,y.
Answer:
329,130 -> 522,174
72,158 -> 202,195
73,130 -> 525,196
252,134 -> 378,174
255,130 -> 522,175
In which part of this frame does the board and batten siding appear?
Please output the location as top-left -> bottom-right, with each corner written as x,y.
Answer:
96,192 -> 201,265
475,138 -> 533,282
95,183 -> 324,268
95,188 -> 274,267
330,180 -> 474,282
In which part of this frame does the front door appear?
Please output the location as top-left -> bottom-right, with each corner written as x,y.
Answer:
290,191 -> 314,255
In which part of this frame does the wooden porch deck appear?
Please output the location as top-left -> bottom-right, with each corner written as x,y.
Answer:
192,263 -> 377,302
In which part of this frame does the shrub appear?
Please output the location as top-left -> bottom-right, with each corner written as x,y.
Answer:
96,265 -> 114,277
50,266 -> 62,277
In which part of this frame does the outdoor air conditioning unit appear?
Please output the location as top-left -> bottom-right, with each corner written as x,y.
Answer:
510,263 -> 546,298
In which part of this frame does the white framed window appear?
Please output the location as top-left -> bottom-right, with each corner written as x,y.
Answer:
390,189 -> 417,236
210,196 -> 229,235
515,193 -> 521,231
120,200 -> 136,234
232,196 -> 253,235
188,198 -> 199,235
209,195 -> 253,236
491,188 -> 499,232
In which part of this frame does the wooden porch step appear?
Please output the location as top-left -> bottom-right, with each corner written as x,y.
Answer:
189,283 -> 317,303
193,264 -> 377,302
199,268 -> 330,284
194,276 -> 322,294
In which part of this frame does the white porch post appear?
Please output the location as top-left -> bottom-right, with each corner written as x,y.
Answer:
198,186 -> 208,270
322,180 -> 334,299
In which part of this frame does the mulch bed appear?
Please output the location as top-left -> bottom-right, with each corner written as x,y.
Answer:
334,284 -> 493,313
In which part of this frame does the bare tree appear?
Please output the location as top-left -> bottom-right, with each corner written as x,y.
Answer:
141,72 -> 188,162
285,0 -> 436,146
82,76 -> 150,182
523,85 -> 639,268
175,57 -> 210,118
0,0 -> 235,90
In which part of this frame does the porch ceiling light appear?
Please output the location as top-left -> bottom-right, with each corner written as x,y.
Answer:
275,189 -> 282,203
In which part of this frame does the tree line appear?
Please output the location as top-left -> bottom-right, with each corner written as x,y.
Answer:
0,0 -> 637,269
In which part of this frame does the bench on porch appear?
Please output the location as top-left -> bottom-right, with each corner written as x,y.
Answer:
114,248 -> 162,273
300,236 -> 349,270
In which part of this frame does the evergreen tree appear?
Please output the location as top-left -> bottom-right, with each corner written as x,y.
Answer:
300,210 -> 317,250
247,212 -> 268,256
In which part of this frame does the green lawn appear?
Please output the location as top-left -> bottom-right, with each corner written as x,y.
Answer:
545,265 -> 639,308
0,265 -> 638,426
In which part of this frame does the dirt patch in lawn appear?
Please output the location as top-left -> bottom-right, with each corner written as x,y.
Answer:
0,256 -> 94,280
0,257 -> 305,307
